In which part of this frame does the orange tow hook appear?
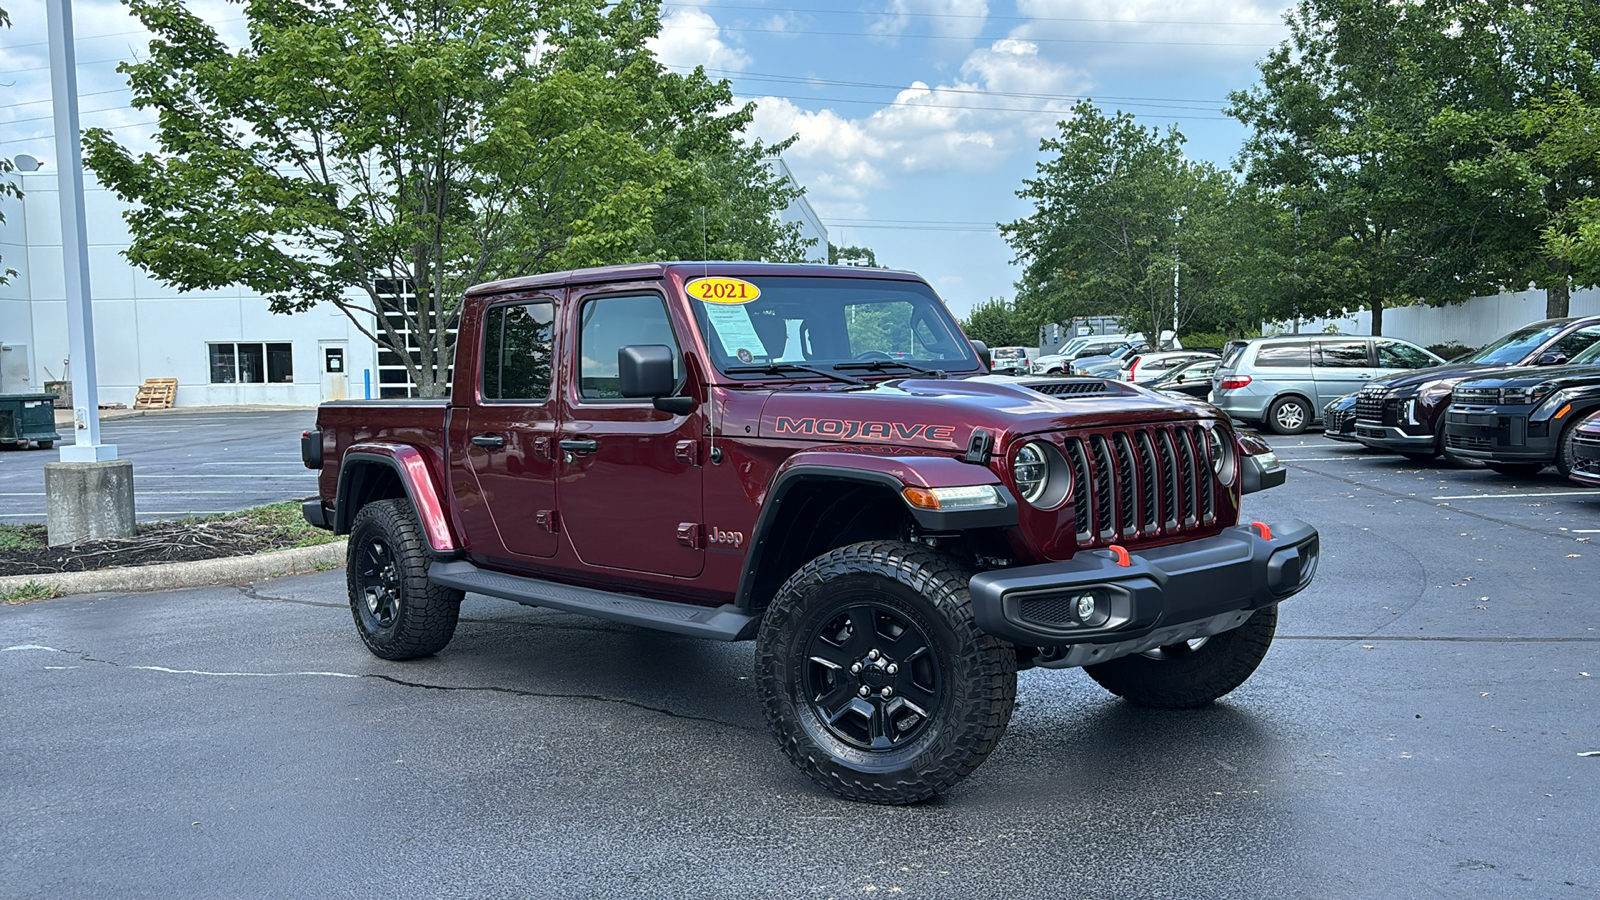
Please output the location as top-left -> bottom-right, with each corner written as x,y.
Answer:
1251,521 -> 1273,541
1107,544 -> 1132,567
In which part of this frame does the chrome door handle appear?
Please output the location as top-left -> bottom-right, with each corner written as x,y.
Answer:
559,438 -> 598,453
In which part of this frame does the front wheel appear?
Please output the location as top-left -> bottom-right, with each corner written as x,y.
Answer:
346,498 -> 463,660
1084,606 -> 1277,708
1266,397 -> 1311,435
755,541 -> 1017,805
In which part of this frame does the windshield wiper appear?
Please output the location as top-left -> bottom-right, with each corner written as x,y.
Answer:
833,359 -> 948,378
725,363 -> 867,386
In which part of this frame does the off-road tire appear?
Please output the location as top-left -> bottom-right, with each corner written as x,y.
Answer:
347,499 -> 463,660
755,540 -> 1017,804
1266,396 -> 1311,435
1083,606 -> 1278,708
1486,462 -> 1543,478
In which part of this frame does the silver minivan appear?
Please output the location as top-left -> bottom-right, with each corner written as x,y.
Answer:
1211,334 -> 1442,434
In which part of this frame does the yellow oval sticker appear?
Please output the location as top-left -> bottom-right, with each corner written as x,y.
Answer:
686,276 -> 761,305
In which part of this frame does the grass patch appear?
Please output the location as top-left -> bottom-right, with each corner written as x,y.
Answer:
174,500 -> 342,549
0,524 -> 48,553
1,580 -> 61,603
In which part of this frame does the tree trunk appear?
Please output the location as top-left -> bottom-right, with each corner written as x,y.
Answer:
1370,297 -> 1384,336
1547,279 -> 1570,319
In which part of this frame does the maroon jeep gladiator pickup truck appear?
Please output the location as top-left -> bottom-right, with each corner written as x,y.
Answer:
302,261 -> 1317,804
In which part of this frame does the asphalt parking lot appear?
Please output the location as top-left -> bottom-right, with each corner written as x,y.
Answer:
2,429 -> 1598,898
0,409 -> 318,523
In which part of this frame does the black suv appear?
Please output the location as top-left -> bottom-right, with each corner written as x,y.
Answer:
1444,340 -> 1600,477
1354,317 -> 1600,460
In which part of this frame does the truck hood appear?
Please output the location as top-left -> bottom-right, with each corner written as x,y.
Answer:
1455,363 -> 1600,391
755,376 -> 1215,452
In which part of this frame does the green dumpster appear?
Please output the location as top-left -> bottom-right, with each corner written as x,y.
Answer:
0,393 -> 62,450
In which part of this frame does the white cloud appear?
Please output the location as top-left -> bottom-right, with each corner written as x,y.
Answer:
648,7 -> 751,74
1007,0 -> 1289,72
872,0 -> 991,41
747,38 -> 1088,206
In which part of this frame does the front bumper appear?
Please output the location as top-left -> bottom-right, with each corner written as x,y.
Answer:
1353,421 -> 1434,451
1571,430 -> 1600,486
1442,408 -> 1554,463
968,519 -> 1318,664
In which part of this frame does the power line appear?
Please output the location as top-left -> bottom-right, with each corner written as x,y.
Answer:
735,89 -> 1232,119
667,3 -> 1285,28
693,66 -> 1230,107
676,22 -> 1278,47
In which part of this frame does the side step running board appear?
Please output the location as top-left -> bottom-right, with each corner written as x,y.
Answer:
428,560 -> 760,642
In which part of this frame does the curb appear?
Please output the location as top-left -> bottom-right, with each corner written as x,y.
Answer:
0,539 -> 347,597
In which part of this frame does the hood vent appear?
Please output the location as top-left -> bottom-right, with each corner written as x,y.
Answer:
1028,379 -> 1109,397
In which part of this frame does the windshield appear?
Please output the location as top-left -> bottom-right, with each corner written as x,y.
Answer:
686,276 -> 979,377
1467,323 -> 1566,365
1571,341 -> 1600,366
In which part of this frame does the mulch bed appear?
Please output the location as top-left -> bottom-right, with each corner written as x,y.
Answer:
1,519 -> 331,577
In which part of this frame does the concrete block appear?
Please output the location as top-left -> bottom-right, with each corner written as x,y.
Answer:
44,459 -> 136,546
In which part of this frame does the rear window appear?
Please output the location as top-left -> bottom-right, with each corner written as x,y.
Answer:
1219,341 -> 1248,369
1254,343 -> 1312,367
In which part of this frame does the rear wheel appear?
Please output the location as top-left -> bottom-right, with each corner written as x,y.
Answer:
1084,607 -> 1277,708
1266,397 -> 1311,435
1556,418 -> 1583,478
347,499 -> 463,660
755,540 -> 1016,805
1485,462 -> 1543,478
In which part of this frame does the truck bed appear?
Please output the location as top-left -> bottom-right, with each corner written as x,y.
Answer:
313,399 -> 451,518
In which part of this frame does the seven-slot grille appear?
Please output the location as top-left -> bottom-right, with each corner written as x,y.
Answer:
1355,386 -> 1388,422
1060,423 -> 1218,547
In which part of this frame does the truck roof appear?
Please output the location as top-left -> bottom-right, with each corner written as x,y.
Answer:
465,261 -> 927,298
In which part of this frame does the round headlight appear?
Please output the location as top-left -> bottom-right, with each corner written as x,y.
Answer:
1013,442 -> 1050,504
1205,426 -> 1237,483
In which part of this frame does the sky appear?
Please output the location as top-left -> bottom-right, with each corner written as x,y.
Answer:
0,0 -> 1295,318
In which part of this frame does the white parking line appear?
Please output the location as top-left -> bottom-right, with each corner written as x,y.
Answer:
1433,490 -> 1600,500
1278,457 -> 1365,462
134,474 -> 316,479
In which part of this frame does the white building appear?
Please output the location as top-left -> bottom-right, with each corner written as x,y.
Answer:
1,158 -> 827,407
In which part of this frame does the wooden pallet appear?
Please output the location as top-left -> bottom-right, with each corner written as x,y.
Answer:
133,378 -> 177,410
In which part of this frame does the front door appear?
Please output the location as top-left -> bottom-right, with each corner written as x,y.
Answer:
319,342 -> 348,401
464,297 -> 561,559
557,287 -> 704,578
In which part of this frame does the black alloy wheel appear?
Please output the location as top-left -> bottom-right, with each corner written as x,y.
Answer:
801,602 -> 942,751
353,534 -> 403,638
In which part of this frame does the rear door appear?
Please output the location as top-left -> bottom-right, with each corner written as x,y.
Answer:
462,295 -> 562,559
557,285 -> 705,578
1313,338 -> 1378,407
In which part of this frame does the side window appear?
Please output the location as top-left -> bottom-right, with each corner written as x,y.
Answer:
578,293 -> 680,400
1254,343 -> 1312,367
482,301 -> 554,401
1315,340 -> 1372,368
1548,325 -> 1600,358
1377,341 -> 1436,369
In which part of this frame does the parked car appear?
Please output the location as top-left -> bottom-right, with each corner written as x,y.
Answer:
1353,316 -> 1600,459
1566,410 -> 1600,487
1322,392 -> 1361,442
1072,341 -> 1150,376
1211,334 -> 1444,435
1146,357 -> 1219,400
1118,350 -> 1219,384
989,346 -> 1031,376
1442,340 -> 1600,477
1031,335 -> 1130,374
300,261 -> 1314,805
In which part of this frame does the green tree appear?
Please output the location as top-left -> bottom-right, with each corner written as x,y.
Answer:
82,0 -> 806,396
1231,0 -> 1600,326
1002,101 -> 1241,342
960,297 -> 1036,347
828,242 -> 880,267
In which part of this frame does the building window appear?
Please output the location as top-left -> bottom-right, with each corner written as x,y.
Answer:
209,342 -> 294,384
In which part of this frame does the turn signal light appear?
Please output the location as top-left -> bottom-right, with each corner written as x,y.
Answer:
901,485 -> 1005,511
1220,375 -> 1252,390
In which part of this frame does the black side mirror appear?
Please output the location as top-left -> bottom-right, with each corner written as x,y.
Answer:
1536,351 -> 1568,366
970,340 -> 991,371
619,345 -> 694,413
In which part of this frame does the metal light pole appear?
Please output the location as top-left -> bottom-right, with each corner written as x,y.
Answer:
44,0 -> 134,544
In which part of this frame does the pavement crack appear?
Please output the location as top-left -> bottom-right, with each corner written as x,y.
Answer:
363,673 -> 756,731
